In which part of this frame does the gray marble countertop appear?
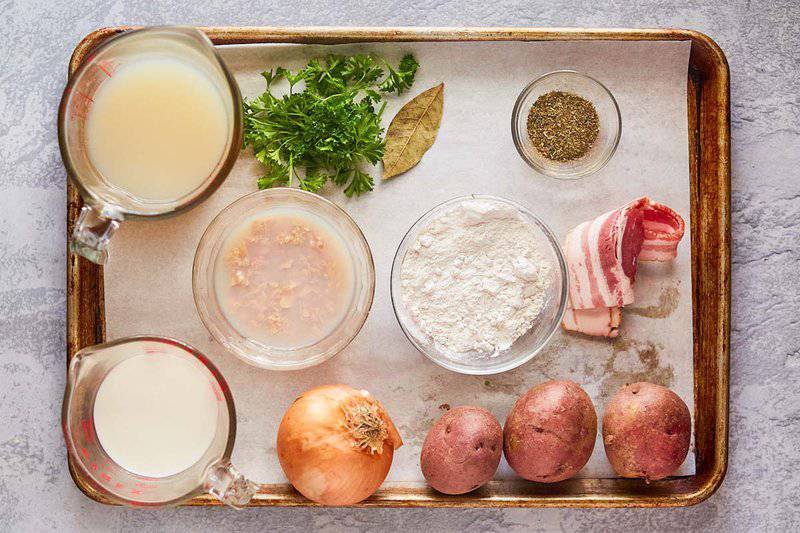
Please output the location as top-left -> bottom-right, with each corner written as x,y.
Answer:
2,1 -> 798,531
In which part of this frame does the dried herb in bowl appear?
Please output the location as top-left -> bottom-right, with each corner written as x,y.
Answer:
526,91 -> 599,162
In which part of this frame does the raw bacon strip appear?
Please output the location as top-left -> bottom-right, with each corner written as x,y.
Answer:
561,197 -> 685,337
639,200 -> 686,261
563,198 -> 646,310
563,307 -> 621,338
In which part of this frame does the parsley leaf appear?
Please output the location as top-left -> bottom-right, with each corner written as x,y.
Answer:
379,54 -> 420,95
244,53 -> 418,197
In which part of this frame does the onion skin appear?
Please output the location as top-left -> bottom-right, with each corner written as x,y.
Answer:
277,384 -> 403,506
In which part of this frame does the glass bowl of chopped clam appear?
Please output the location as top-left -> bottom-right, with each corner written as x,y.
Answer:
193,188 -> 375,370
512,70 -> 621,179
390,195 -> 568,375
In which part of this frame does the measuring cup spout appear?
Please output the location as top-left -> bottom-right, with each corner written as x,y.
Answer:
70,204 -> 122,264
205,460 -> 259,508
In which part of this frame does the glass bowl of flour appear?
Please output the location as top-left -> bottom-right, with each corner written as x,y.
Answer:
391,195 -> 568,375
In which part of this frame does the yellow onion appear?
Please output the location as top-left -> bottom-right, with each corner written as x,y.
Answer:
277,384 -> 403,505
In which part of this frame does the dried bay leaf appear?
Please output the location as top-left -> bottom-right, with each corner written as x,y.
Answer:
382,83 -> 444,179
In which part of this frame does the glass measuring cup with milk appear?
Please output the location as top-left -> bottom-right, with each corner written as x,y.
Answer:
62,336 -> 258,508
59,26 -> 242,264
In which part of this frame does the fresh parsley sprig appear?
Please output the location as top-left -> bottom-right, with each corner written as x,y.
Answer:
243,53 -> 419,197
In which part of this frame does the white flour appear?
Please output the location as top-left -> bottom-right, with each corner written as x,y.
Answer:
400,199 -> 552,356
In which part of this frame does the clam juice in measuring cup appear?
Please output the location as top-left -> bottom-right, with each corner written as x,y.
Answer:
86,55 -> 229,202
61,27 -> 242,264
91,342 -> 221,478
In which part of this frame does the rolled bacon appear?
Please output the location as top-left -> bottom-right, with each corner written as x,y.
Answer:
562,306 -> 622,338
639,199 -> 686,261
562,197 -> 685,337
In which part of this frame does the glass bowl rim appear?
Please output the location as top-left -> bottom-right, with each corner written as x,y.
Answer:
389,194 -> 569,375
511,69 -> 622,180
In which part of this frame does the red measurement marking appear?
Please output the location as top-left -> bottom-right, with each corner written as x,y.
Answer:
90,463 -> 98,472
100,472 -> 111,482
96,61 -> 113,77
211,382 -> 222,402
80,419 -> 95,445
200,360 -> 231,400
130,489 -> 142,495
115,482 -> 124,489
81,447 -> 90,460
69,89 -> 94,121
75,90 -> 94,103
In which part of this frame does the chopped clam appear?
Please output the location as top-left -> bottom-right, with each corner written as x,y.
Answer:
215,211 -> 354,348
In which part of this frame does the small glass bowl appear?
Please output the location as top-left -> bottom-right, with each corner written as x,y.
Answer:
193,188 -> 375,370
390,195 -> 568,375
511,70 -> 621,179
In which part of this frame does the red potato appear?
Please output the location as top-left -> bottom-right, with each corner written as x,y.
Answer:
602,382 -> 691,482
503,380 -> 597,482
420,406 -> 502,494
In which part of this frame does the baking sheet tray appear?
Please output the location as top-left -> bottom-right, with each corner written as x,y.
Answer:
66,27 -> 731,508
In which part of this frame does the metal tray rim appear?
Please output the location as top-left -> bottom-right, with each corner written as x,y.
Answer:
65,26 -> 730,509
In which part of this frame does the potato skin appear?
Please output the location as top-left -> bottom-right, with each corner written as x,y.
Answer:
602,382 -> 691,481
503,380 -> 597,482
420,406 -> 502,494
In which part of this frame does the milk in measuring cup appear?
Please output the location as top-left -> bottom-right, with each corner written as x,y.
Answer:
92,349 -> 219,478
86,56 -> 229,202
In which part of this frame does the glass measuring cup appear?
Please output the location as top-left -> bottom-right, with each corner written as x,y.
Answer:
59,26 -> 242,264
62,336 -> 258,508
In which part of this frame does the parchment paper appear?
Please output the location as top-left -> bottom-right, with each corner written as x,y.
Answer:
105,40 -> 693,481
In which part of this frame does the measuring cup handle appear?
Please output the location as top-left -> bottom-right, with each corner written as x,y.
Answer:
205,460 -> 259,509
70,204 -> 122,264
